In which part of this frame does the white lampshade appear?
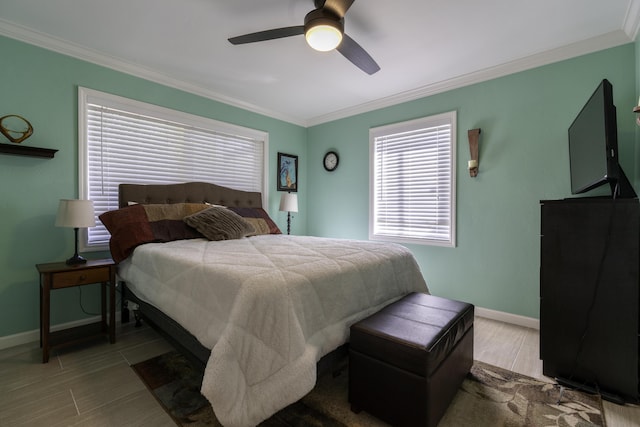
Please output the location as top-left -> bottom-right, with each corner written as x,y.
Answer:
279,193 -> 298,213
55,199 -> 95,228
305,24 -> 343,51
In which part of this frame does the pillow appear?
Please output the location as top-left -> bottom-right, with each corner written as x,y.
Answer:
227,207 -> 282,235
99,203 -> 209,262
183,206 -> 255,241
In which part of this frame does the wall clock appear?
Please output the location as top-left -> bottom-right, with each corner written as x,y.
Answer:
323,151 -> 339,172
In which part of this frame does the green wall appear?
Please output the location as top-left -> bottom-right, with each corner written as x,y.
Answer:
307,44 -> 637,318
0,36 -> 306,337
0,33 -> 637,339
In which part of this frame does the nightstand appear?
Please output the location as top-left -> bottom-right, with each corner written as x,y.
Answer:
36,258 -> 116,363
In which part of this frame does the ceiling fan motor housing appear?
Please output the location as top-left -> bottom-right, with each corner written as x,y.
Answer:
304,8 -> 344,51
304,9 -> 344,35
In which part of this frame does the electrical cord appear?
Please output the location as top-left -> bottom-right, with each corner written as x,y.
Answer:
77,287 -> 99,316
563,182 -> 619,394
77,283 -> 122,317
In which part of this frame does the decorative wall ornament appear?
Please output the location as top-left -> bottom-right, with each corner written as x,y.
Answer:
467,128 -> 481,177
0,114 -> 33,143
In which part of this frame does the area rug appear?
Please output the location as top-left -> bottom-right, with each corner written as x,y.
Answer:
132,351 -> 606,426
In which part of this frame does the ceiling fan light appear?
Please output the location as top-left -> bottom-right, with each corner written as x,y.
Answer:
306,24 -> 343,51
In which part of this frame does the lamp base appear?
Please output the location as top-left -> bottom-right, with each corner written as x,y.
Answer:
65,254 -> 87,265
66,227 -> 87,265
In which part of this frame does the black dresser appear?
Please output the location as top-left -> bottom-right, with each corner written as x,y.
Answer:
540,197 -> 639,402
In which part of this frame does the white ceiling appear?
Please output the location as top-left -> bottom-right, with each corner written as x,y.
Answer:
1,0 -> 639,126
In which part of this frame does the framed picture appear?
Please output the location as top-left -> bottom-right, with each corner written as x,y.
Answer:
277,152 -> 298,192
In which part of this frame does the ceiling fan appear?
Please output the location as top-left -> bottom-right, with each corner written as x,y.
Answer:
228,0 -> 380,75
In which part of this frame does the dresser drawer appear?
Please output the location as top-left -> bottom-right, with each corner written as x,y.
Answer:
51,267 -> 111,289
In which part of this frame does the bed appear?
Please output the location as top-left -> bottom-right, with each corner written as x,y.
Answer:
102,181 -> 429,427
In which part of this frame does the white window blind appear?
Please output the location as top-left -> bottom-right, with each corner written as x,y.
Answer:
369,111 -> 456,246
78,87 -> 268,250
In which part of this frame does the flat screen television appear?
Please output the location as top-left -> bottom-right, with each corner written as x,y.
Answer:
568,79 -> 636,198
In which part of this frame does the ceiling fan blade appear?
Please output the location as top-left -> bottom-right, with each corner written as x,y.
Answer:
228,26 -> 304,45
336,33 -> 380,75
323,0 -> 355,18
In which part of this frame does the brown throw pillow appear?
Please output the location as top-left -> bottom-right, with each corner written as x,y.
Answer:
227,207 -> 282,235
99,203 -> 209,263
184,206 -> 255,241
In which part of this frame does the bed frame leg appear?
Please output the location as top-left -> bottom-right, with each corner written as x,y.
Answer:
121,282 -> 130,324
134,310 -> 142,327
122,301 -> 130,323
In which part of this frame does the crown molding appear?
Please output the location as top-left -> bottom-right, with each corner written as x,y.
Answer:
623,0 -> 640,40
306,30 -> 633,126
0,18 -> 635,129
0,18 -> 307,127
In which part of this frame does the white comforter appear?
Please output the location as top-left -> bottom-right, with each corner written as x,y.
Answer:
118,235 -> 428,426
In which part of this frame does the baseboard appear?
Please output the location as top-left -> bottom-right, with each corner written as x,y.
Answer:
1,306 -> 539,351
0,312 -> 121,351
476,306 -> 539,330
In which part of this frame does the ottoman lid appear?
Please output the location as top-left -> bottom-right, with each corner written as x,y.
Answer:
350,293 -> 474,377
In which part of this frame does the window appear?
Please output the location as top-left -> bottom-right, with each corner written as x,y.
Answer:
369,111 -> 456,246
78,87 -> 268,250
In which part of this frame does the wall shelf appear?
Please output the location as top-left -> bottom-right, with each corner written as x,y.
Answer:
0,143 -> 57,158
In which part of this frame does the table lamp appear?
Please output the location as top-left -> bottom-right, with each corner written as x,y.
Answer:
55,199 -> 95,265
279,192 -> 298,235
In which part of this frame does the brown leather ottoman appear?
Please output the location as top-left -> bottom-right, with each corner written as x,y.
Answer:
349,292 -> 474,427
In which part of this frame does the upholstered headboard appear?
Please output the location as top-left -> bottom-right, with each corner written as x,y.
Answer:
118,182 -> 263,209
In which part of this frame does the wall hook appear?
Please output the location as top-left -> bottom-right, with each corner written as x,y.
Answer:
468,128 -> 481,177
